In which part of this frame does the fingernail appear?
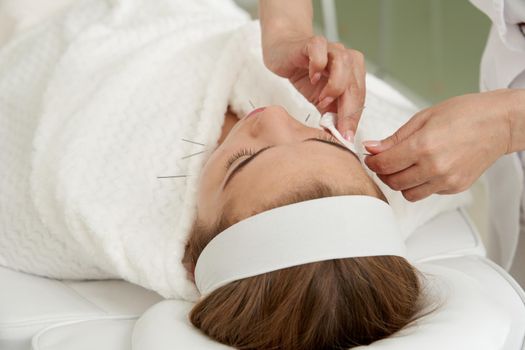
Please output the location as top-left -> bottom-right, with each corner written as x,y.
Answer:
311,72 -> 321,84
318,96 -> 334,109
344,130 -> 354,142
362,140 -> 380,148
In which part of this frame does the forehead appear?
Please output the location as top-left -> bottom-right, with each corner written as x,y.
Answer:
222,142 -> 373,217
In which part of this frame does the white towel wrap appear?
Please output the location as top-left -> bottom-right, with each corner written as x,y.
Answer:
194,195 -> 407,296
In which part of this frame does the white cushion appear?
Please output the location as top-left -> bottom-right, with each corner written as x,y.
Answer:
29,255 -> 525,350
32,318 -> 136,350
129,258 -> 516,350
406,208 -> 485,262
432,256 -> 525,350
0,208 -> 516,350
0,267 -> 161,350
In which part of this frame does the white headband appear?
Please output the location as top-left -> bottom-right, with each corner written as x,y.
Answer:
194,195 -> 407,296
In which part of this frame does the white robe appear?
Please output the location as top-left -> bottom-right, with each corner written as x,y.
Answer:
470,0 -> 525,270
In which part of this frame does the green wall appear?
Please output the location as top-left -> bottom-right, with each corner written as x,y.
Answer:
313,0 -> 491,104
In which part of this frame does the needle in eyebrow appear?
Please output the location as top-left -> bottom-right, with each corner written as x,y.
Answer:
157,175 -> 190,179
181,138 -> 206,146
248,100 -> 256,109
181,150 -> 209,159
305,113 -> 311,122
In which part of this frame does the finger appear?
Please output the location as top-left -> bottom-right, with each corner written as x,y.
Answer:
336,90 -> 356,141
346,52 -> 366,131
362,110 -> 428,154
317,47 -> 348,108
377,165 -> 428,191
401,182 -> 439,202
336,70 -> 366,138
364,135 -> 419,175
303,36 -> 328,84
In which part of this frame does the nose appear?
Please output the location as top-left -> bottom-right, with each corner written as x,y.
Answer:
248,105 -> 305,143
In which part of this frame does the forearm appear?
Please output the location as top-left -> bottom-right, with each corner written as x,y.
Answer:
259,0 -> 313,43
506,88 -> 525,153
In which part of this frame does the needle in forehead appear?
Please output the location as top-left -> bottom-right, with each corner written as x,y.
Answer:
181,149 -> 209,159
157,174 -> 190,179
181,138 -> 206,146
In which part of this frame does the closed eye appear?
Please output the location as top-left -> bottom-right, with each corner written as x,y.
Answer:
222,137 -> 358,189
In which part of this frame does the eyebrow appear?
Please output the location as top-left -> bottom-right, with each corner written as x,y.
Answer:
222,138 -> 359,189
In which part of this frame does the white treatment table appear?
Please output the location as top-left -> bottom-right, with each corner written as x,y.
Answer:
1,207 -> 524,350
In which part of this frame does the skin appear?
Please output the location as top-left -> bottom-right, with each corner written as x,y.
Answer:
259,0 -> 366,141
363,89 -> 525,202
195,105 -> 380,228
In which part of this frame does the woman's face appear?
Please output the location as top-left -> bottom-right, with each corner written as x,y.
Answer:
196,106 -> 380,226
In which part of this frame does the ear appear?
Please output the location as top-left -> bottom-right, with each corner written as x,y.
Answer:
183,262 -> 195,283
181,248 -> 195,283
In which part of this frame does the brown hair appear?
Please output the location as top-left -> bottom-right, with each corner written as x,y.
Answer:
183,181 -> 424,349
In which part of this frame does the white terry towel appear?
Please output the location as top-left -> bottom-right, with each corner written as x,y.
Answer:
0,0 -> 470,302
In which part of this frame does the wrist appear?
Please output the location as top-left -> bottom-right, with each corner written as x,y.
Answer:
261,17 -> 313,47
505,89 -> 525,154
262,14 -> 313,32
260,17 -> 313,73
259,0 -> 313,30
259,0 -> 313,48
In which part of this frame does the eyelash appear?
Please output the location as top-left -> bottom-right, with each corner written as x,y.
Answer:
225,148 -> 258,169
225,134 -> 339,170
316,133 -> 338,143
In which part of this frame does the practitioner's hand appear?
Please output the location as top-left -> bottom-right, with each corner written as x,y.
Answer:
262,34 -> 366,141
362,90 -> 516,202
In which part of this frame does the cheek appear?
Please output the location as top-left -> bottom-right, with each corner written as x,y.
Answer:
196,146 -> 231,206
195,150 -> 234,225
194,173 -> 219,222
198,153 -> 222,194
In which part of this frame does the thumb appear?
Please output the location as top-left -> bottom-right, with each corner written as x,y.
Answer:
363,111 -> 428,153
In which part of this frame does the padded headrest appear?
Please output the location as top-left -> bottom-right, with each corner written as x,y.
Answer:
132,262 -> 512,350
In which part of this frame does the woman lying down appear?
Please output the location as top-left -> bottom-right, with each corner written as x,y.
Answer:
183,106 -> 426,349
0,0 -> 470,349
